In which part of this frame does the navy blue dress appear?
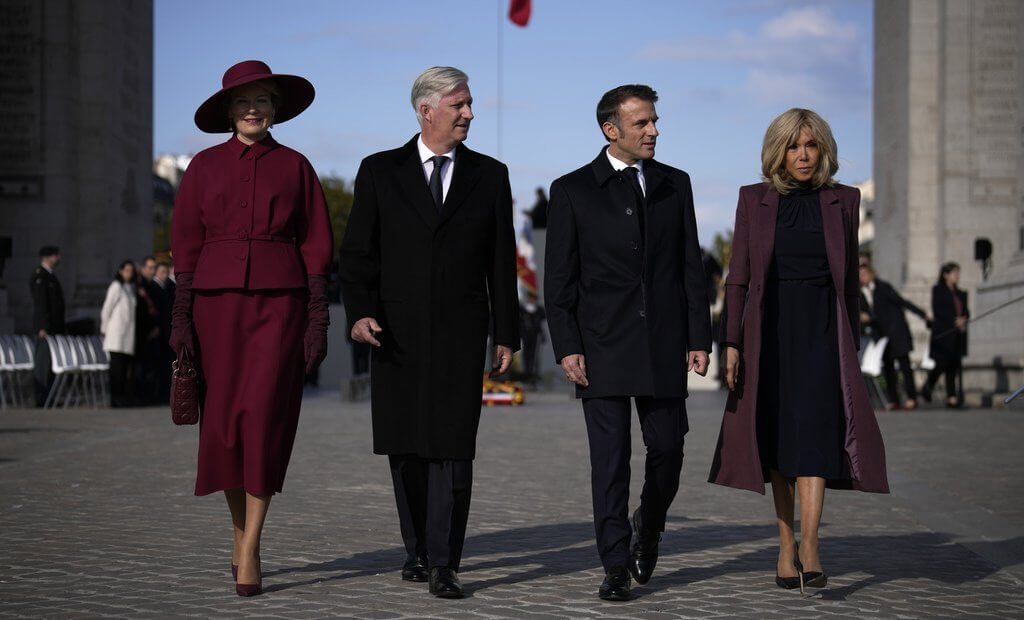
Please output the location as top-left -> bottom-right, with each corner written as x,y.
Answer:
756,185 -> 846,480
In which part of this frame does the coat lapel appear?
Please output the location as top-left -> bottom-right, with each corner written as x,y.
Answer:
759,185 -> 780,269
819,187 -> 846,292
439,143 -> 483,226
392,137 -> 439,232
643,160 -> 665,204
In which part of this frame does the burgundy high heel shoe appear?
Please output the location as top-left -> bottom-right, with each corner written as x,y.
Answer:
235,556 -> 262,597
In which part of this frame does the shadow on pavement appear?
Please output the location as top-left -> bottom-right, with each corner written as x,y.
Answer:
263,521 -> 1018,598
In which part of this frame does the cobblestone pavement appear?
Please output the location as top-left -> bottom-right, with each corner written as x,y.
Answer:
1,388 -> 1022,618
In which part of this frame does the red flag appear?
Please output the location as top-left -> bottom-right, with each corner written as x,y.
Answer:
508,0 -> 531,27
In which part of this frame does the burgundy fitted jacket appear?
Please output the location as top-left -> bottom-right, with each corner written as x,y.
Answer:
171,134 -> 333,289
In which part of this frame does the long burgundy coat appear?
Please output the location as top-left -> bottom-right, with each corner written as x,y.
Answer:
708,182 -> 889,494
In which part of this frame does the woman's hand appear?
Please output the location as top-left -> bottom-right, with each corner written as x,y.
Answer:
725,346 -> 740,391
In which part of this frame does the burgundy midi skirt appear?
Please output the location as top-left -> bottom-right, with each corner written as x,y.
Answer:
192,289 -> 305,496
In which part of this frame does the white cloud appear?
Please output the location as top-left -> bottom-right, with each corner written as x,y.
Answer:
633,6 -> 866,108
761,7 -> 858,41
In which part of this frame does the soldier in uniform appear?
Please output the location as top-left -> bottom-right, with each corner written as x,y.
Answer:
30,245 -> 65,406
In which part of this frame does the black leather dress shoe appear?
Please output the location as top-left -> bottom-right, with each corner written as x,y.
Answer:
629,508 -> 661,585
401,557 -> 428,582
428,567 -> 465,599
598,565 -> 632,601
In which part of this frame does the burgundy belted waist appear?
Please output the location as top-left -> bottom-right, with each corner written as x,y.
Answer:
203,233 -> 296,244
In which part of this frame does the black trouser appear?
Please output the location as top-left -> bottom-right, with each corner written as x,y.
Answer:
882,351 -> 917,404
925,363 -> 960,402
582,396 -> 687,572
33,337 -> 53,407
108,352 -> 134,407
388,455 -> 473,571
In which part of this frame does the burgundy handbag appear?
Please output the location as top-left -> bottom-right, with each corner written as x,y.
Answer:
170,348 -> 201,425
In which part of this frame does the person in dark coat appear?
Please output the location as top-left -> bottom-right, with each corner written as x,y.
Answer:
29,245 -> 65,406
545,84 -> 712,601
339,66 -> 519,599
523,187 -> 548,230
858,263 -> 931,410
153,261 -> 176,403
169,60 -> 333,597
710,108 -> 889,594
518,291 -> 546,380
135,256 -> 162,405
922,262 -> 969,408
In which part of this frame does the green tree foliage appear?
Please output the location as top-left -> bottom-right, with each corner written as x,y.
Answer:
320,175 -> 355,245
712,229 -> 732,270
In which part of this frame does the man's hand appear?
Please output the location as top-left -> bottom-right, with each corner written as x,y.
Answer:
860,311 -> 871,323
560,354 -> 589,387
724,346 -> 740,391
955,316 -> 968,332
490,345 -> 513,378
38,329 -> 48,339
351,317 -> 383,347
688,350 -> 709,377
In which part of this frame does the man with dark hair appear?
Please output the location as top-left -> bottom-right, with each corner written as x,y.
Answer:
152,261 -> 176,403
30,245 -> 65,406
545,84 -> 712,600
859,263 -> 931,409
135,255 -> 161,404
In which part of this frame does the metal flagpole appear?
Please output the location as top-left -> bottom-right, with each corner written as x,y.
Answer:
497,0 -> 503,159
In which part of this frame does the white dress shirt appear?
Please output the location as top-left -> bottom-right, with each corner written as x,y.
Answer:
417,136 -> 456,202
861,280 -> 875,311
606,150 -> 646,196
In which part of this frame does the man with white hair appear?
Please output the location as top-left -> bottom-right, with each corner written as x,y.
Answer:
339,66 -> 519,599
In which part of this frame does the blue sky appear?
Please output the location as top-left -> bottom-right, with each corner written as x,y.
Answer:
154,0 -> 873,241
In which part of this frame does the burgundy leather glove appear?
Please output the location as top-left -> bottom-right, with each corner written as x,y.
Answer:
304,275 -> 330,374
169,272 -> 195,357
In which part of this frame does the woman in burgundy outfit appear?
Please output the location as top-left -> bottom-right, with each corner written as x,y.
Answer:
708,109 -> 888,594
170,60 -> 332,597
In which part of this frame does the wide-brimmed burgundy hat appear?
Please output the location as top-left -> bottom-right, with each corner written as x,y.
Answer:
194,60 -> 315,133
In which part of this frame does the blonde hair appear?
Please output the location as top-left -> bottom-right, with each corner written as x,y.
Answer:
761,108 -> 838,194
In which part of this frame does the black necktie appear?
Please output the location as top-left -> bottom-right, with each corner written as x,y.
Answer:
428,155 -> 448,211
623,166 -> 646,241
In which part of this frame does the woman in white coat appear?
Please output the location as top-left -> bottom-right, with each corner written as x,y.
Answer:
101,260 -> 137,407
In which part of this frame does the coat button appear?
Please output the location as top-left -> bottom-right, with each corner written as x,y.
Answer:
639,310 -> 646,318
246,154 -> 253,160
238,230 -> 247,239
241,175 -> 250,181
241,201 -> 248,208
625,208 -> 633,215
631,241 -> 639,251
240,253 -> 247,260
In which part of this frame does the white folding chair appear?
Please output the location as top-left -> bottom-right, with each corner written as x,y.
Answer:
0,336 -> 14,409
86,335 -> 110,407
44,335 -> 82,409
9,335 -> 35,406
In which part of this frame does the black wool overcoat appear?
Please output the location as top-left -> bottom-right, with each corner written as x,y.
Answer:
861,278 -> 928,358
929,284 -> 969,368
339,136 -> 520,460
544,148 -> 712,398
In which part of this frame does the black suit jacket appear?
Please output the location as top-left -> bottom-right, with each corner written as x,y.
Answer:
339,135 -> 519,460
859,278 -> 927,357
544,148 -> 712,398
30,266 -> 65,334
